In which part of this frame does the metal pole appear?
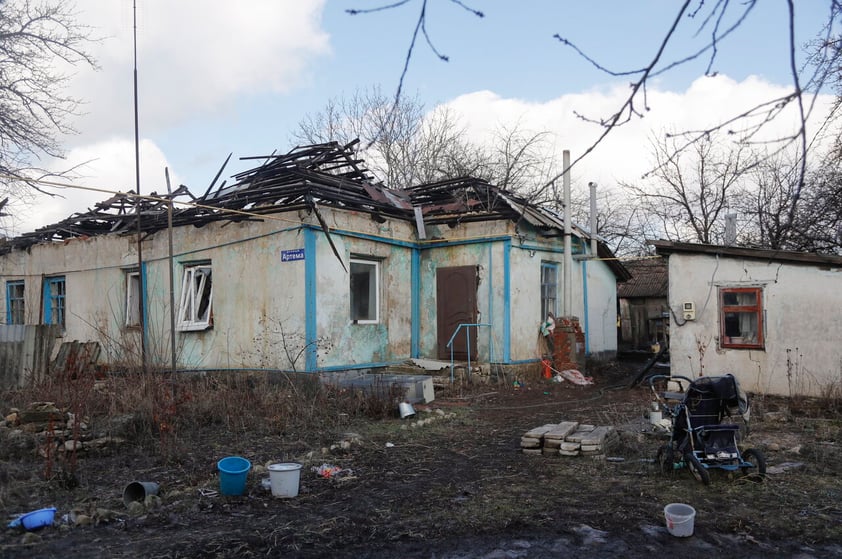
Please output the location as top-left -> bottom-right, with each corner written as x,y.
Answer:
133,0 -> 147,374
589,182 -> 598,257
165,168 -> 177,376
562,150 -> 572,317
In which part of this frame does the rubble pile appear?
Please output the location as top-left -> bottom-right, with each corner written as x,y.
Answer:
2,402 -> 126,455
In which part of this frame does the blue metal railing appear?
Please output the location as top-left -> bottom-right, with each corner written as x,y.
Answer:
446,323 -> 494,383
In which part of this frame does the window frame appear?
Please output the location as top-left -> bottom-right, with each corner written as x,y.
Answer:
540,262 -> 558,321
125,270 -> 142,328
349,258 -> 380,324
43,276 -> 66,327
6,280 -> 25,325
719,286 -> 764,349
177,263 -> 213,332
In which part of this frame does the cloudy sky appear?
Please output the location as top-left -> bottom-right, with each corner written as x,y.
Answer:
10,0 -> 839,234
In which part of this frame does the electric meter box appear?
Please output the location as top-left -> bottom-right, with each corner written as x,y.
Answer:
682,301 -> 696,320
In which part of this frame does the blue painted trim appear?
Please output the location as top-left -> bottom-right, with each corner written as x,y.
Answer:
582,262 -> 590,355
411,247 -> 420,358
141,262 -> 149,351
503,238 -> 511,361
304,228 -> 318,371
304,223 -> 513,250
156,362 -> 409,375
303,224 -> 417,249
519,243 -> 586,256
421,236 -> 512,249
5,280 -> 23,324
316,360 -> 407,372
43,276 -> 65,326
508,358 -> 543,365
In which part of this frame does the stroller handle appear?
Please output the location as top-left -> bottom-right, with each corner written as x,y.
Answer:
648,374 -> 693,389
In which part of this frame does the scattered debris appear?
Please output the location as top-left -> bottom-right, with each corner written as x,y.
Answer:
7,507 -> 57,531
313,463 -> 354,480
554,369 -> 594,385
766,461 -> 806,475
2,402 -> 128,457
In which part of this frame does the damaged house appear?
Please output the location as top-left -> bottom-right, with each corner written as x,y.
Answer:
0,142 -> 628,382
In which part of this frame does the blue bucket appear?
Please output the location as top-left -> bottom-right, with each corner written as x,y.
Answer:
217,456 -> 251,496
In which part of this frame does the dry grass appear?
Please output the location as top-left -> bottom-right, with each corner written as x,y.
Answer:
2,365 -> 842,558
0,368 -> 404,461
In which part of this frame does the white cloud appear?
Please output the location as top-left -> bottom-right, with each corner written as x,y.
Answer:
14,139 -> 174,235
443,75 -> 834,193
67,0 -> 331,141
7,1 -> 331,235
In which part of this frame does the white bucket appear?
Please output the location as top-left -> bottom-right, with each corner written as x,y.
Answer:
649,410 -> 663,424
664,503 -> 696,537
268,463 -> 303,498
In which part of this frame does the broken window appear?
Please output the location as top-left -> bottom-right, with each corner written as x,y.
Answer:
720,287 -> 763,349
541,262 -> 558,321
44,276 -> 66,327
6,280 -> 24,325
350,259 -> 379,323
125,271 -> 141,328
178,264 -> 213,331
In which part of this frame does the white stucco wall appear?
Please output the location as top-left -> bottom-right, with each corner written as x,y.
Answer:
0,207 -> 621,373
666,252 -> 842,397
583,257 -> 620,358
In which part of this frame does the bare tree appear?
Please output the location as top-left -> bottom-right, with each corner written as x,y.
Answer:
734,151 -> 842,253
293,87 -> 567,195
484,124 -> 559,195
622,132 -> 754,245
292,86 -> 481,188
0,0 -> 96,215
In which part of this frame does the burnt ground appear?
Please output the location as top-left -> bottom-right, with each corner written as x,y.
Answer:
1,360 -> 841,559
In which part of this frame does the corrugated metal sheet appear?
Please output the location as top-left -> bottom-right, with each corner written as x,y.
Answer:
618,258 -> 668,298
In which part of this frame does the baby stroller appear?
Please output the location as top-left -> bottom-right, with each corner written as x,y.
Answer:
649,374 -> 766,484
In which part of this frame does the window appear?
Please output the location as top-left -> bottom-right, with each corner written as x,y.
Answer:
350,259 -> 379,323
6,280 -> 24,324
44,276 -> 66,327
125,271 -> 141,328
178,264 -> 212,331
720,287 -> 763,349
541,262 -> 558,320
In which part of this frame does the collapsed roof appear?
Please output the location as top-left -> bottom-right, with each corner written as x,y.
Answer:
2,141 -> 618,269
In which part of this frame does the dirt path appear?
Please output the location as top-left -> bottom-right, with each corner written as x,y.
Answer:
2,366 -> 841,558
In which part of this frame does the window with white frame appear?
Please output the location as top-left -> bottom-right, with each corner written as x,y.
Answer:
540,262 -> 558,321
6,280 -> 25,325
177,263 -> 213,331
720,287 -> 764,349
350,258 -> 379,323
125,271 -> 141,328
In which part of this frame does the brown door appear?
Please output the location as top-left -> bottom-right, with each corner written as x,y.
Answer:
436,266 -> 478,360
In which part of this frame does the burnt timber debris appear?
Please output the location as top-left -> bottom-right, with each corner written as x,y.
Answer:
1,141 -> 615,266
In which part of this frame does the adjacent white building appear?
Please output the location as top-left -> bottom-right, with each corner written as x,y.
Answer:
652,240 -> 842,397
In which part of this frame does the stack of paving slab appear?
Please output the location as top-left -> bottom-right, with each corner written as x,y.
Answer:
520,421 -> 618,458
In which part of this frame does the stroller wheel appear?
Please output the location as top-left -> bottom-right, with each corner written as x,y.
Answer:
685,452 -> 711,484
740,448 -> 767,481
656,445 -> 678,475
